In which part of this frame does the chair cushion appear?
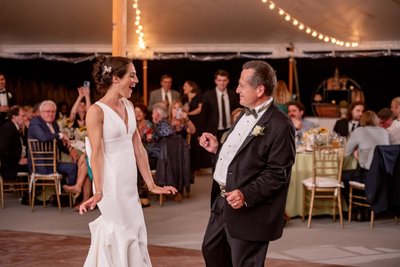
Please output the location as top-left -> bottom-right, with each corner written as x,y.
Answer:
302,177 -> 343,188
349,180 -> 365,189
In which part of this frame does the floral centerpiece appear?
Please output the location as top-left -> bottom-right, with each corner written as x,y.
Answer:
303,127 -> 329,148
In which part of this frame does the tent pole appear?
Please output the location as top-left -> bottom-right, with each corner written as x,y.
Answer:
112,0 -> 127,56
143,60 -> 148,105
288,56 -> 294,96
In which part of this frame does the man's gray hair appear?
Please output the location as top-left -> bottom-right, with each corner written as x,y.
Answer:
153,102 -> 168,119
39,100 -> 57,112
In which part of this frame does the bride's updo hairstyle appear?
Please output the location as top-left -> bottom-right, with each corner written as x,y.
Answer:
92,56 -> 132,94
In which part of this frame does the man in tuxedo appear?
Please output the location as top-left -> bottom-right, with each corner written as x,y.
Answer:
199,61 -> 296,267
148,74 -> 180,111
0,106 -> 28,180
0,72 -> 16,126
333,101 -> 365,138
28,100 -> 78,185
200,69 -> 240,142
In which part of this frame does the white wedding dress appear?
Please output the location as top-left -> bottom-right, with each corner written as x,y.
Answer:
84,98 -> 151,267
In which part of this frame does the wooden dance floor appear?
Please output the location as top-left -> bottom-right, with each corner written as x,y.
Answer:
0,230 -> 343,267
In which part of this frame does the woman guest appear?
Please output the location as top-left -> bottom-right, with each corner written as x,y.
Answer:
70,86 -> 91,128
182,80 -> 203,172
342,110 -> 389,212
79,56 -> 176,266
273,80 -> 292,113
169,99 -> 196,139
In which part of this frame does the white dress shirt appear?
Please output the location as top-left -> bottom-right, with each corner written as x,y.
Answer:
162,88 -> 172,105
387,119 -> 400,144
214,98 -> 273,186
0,89 -> 8,106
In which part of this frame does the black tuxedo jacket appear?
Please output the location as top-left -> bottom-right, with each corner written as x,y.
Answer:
210,103 -> 296,242
200,89 -> 240,135
333,119 -> 350,137
0,89 -> 16,125
0,120 -> 22,179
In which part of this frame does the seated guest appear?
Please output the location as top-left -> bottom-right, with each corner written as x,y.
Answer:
169,99 -> 196,139
273,80 -> 292,113
287,101 -> 316,140
69,86 -> 91,129
28,100 -> 78,186
147,102 -> 175,169
62,153 -> 91,210
377,108 -> 394,129
0,106 -> 28,180
333,101 -> 365,138
342,111 -> 390,210
388,96 -> 400,144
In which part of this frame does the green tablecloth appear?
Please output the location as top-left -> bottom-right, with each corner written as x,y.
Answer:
285,152 -> 357,218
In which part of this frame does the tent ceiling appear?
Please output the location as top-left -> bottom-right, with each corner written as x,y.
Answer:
1,0 -> 400,58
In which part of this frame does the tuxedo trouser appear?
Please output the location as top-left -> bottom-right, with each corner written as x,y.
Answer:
202,195 -> 269,267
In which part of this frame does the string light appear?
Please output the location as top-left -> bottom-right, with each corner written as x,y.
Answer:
132,0 -> 146,50
261,0 -> 359,47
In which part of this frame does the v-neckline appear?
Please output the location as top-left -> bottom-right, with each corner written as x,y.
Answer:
98,99 -> 129,133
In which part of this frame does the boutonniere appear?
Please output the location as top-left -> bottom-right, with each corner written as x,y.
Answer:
7,92 -> 12,98
251,125 -> 265,136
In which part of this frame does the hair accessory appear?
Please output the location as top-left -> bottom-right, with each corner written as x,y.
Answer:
102,65 -> 112,75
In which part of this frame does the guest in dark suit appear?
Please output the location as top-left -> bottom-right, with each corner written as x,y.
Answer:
28,100 -> 78,185
0,106 -> 28,180
333,101 -> 365,138
200,69 -> 241,142
0,72 -> 16,126
199,60 -> 296,267
148,74 -> 181,111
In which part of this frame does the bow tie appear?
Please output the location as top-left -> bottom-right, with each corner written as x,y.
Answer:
0,90 -> 6,94
244,108 -> 258,119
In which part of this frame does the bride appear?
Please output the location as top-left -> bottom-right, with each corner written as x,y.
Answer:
79,56 -> 177,266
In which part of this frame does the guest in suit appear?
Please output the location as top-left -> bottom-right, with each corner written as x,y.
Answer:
28,100 -> 78,186
200,69 -> 241,142
333,101 -> 365,138
0,72 -> 16,126
148,74 -> 180,111
199,60 -> 296,267
0,106 -> 28,180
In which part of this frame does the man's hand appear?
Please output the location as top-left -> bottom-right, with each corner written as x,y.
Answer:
225,189 -> 245,209
199,132 -> 218,154
69,148 -> 79,163
18,157 -> 28,165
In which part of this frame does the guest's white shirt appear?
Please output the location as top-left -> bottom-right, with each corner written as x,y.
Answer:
0,89 -> 8,106
161,88 -> 172,105
214,98 -> 273,186
387,119 -> 400,144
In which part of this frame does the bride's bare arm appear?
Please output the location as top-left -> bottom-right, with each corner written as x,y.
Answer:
80,105 -> 105,213
132,129 -> 177,195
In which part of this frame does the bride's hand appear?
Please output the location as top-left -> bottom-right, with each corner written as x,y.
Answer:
79,192 -> 102,214
149,185 -> 177,195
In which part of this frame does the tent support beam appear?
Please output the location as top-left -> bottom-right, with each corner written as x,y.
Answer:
112,0 -> 127,56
